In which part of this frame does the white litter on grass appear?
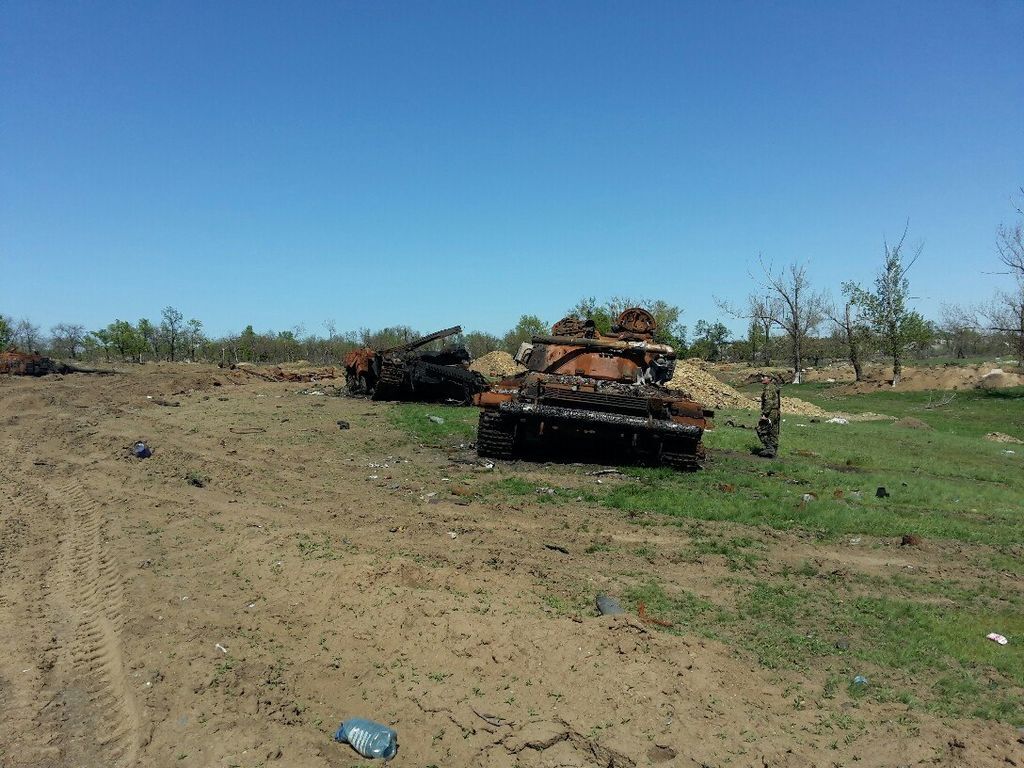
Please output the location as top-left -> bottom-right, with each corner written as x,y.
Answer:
215,643 -> 229,654
1004,450 -> 1016,455
987,632 -> 1009,645
826,417 -> 849,425
447,531 -> 458,539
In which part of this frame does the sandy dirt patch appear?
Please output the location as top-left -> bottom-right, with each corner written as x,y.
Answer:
0,367 -> 1018,767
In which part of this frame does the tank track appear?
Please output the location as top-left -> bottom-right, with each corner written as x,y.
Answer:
372,359 -> 406,400
476,412 -> 516,460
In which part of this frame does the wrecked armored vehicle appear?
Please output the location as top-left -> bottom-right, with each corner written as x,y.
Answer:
473,309 -> 713,470
0,347 -> 110,377
343,326 -> 489,405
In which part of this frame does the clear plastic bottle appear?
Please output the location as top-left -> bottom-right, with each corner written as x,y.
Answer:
334,718 -> 399,760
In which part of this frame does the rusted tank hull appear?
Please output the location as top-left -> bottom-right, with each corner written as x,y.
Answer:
477,404 -> 705,470
474,308 -> 711,471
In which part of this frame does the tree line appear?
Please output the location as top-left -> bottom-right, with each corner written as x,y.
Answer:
4,195 -> 1022,378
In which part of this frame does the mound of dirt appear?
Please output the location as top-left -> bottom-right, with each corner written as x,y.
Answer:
666,360 -> 752,409
984,432 -> 1024,444
893,417 -> 933,430
470,350 -> 524,379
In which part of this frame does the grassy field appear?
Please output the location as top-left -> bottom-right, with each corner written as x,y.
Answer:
392,384 -> 1024,726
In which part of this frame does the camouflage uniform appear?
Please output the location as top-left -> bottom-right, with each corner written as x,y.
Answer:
756,380 -> 781,457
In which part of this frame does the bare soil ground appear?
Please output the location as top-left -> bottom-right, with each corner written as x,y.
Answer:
1,366 -> 1019,767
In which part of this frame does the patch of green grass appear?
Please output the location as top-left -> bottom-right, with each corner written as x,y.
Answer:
685,535 -> 766,571
388,403 -> 479,444
623,580 -> 714,629
296,533 -> 347,560
727,577 -> 1024,723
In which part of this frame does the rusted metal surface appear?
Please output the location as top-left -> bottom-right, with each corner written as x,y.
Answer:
343,326 -> 489,404
0,347 -> 111,376
474,309 -> 712,470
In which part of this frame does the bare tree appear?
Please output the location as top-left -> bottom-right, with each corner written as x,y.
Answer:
12,318 -> 42,352
715,293 -> 782,366
740,258 -> 826,383
50,323 -> 87,359
996,187 -> 1024,277
989,188 -> 1024,368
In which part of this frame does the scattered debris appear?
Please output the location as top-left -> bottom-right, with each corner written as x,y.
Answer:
234,364 -> 342,383
717,483 -> 735,492
595,594 -> 625,616
900,534 -> 923,547
150,397 -> 180,407
587,468 -> 623,476
214,643 -> 228,654
427,415 -> 445,425
835,637 -> 851,651
471,705 -> 513,728
544,543 -> 570,555
826,417 -> 849,425
852,675 -> 868,687
801,493 -> 817,503
876,486 -> 890,498
337,420 -> 350,430
229,427 -> 266,434
987,632 -> 1009,646
333,718 -> 399,761
131,441 -> 152,459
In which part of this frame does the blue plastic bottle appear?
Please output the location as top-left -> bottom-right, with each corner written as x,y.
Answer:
334,718 -> 399,760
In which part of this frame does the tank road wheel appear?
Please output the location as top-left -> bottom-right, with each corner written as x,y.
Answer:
476,411 -> 516,460
660,438 -> 702,471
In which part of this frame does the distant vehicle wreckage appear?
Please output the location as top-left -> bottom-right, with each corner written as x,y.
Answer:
474,309 -> 713,470
0,347 -> 114,376
343,326 -> 489,405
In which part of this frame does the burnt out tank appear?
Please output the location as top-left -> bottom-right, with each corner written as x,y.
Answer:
473,309 -> 713,470
0,346 -> 111,376
344,326 -> 489,405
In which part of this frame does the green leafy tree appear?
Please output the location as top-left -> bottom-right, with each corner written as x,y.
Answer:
848,225 -> 923,385
186,318 -> 205,361
88,328 -> 112,362
502,315 -> 548,353
567,297 -> 687,349
107,320 -> 147,361
0,314 -> 12,348
161,306 -> 184,361
137,318 -> 159,361
238,325 -> 258,362
830,288 -> 874,381
463,331 -> 502,359
689,320 -> 730,361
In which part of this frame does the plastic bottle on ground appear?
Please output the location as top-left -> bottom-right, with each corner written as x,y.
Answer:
334,718 -> 399,760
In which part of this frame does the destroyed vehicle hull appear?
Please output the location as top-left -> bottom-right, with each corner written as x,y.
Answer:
0,348 -> 107,377
476,375 -> 709,470
372,357 -> 489,405
343,326 -> 489,404
473,308 -> 712,471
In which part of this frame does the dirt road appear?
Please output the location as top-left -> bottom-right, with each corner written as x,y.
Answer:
0,367 -> 1017,767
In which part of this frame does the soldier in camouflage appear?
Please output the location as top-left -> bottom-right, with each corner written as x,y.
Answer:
755,374 -> 781,458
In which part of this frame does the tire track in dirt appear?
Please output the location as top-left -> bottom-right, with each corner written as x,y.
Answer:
0,448 -> 140,768
46,476 -> 141,767
0,465 -> 65,767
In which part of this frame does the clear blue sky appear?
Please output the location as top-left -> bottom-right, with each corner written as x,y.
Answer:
2,0 -> 1022,339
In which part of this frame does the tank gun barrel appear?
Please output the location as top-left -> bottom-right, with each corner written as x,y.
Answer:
530,335 -> 675,356
382,325 -> 463,354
